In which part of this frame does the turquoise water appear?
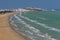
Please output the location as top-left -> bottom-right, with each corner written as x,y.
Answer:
10,11 -> 60,40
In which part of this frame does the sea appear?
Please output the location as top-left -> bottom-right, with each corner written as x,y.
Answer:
9,10 -> 60,40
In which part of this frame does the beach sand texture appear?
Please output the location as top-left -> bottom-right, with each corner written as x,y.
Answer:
0,13 -> 25,40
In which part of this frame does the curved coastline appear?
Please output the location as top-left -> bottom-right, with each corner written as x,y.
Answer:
9,13 -> 57,40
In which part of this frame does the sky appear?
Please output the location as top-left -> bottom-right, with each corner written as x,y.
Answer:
0,0 -> 60,9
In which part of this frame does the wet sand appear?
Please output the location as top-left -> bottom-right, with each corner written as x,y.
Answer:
0,13 -> 25,40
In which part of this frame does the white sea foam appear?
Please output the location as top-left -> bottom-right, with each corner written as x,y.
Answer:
12,14 -> 57,40
14,15 -> 46,36
9,16 -> 18,27
20,15 -> 60,32
19,11 -> 46,20
14,15 -> 40,33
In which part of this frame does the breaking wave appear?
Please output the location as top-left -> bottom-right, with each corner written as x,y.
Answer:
13,14 -> 57,40
20,15 -> 60,33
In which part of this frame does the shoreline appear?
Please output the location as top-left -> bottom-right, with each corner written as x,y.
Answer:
0,12 -> 26,40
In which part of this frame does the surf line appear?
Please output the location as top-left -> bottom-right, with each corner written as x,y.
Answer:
20,15 -> 60,32
13,14 -> 50,37
14,14 -> 57,40
20,13 -> 46,20
9,16 -> 18,27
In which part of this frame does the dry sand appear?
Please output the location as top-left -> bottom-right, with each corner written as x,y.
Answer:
0,13 -> 25,40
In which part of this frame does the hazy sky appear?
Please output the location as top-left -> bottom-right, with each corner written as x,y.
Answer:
0,0 -> 60,9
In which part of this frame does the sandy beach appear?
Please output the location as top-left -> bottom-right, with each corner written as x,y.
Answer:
0,12 -> 25,40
